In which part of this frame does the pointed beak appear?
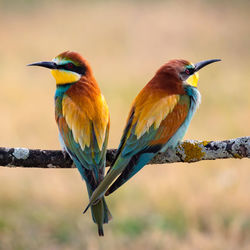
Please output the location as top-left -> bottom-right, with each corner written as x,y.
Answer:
27,61 -> 57,69
194,59 -> 221,72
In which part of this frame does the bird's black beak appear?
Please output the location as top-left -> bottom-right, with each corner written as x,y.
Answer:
194,59 -> 221,72
27,61 -> 57,69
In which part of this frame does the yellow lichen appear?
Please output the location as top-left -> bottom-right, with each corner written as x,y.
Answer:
201,141 -> 211,146
181,142 -> 205,162
233,153 -> 242,159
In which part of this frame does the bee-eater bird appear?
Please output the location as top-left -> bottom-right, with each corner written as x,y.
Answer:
84,58 -> 221,213
28,51 -> 112,236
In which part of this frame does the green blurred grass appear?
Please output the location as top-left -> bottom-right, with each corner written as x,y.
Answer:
0,1 -> 250,249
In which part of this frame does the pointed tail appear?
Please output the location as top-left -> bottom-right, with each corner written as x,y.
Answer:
84,157 -> 130,214
86,184 -> 112,236
90,196 -> 112,236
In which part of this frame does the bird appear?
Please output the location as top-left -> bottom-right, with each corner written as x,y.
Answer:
83,58 -> 221,213
28,51 -> 112,236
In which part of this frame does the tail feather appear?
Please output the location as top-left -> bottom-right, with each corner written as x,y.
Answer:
86,184 -> 112,236
98,226 -> 104,237
106,152 -> 155,196
84,163 -> 127,213
103,197 -> 112,223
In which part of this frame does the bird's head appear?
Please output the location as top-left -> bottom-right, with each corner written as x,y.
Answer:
160,59 -> 221,88
156,59 -> 221,92
28,51 -> 91,85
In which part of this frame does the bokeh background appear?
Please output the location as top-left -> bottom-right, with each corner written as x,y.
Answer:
0,0 -> 250,249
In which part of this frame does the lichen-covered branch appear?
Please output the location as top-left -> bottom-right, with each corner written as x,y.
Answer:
0,137 -> 249,169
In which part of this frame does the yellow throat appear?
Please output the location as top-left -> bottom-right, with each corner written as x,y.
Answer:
51,69 -> 81,85
186,71 -> 199,88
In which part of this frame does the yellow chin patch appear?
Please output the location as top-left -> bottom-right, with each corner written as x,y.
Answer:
51,69 -> 81,85
186,72 -> 199,87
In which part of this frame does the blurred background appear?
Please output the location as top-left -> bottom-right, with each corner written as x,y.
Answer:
0,0 -> 250,249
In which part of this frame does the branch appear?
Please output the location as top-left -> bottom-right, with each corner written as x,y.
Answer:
0,137 -> 249,169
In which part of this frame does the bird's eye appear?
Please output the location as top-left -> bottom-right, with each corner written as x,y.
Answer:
185,69 -> 190,75
66,63 -> 74,69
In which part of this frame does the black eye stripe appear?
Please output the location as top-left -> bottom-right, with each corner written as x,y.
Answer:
185,67 -> 195,75
57,63 -> 86,75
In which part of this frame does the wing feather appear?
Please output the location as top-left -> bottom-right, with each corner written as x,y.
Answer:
62,93 -> 109,151
57,84 -> 109,173
106,95 -> 190,195
111,92 -> 180,163
133,94 -> 180,138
